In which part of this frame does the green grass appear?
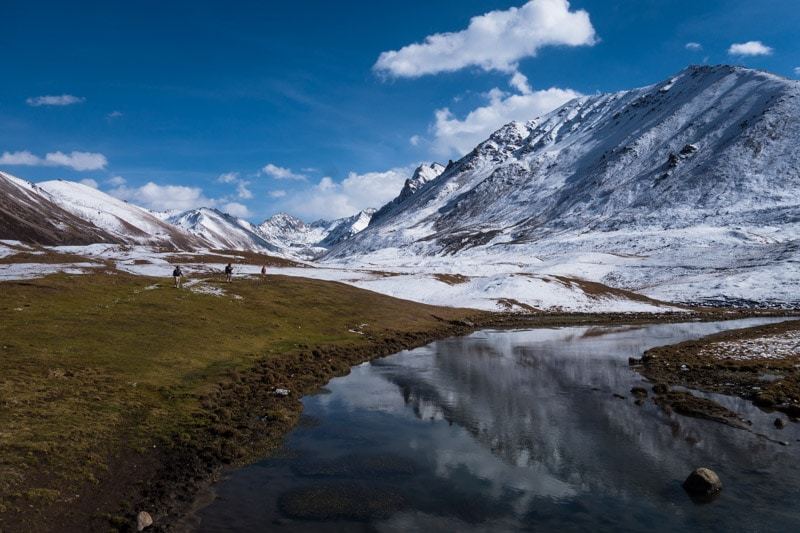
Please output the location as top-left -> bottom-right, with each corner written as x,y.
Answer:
0,272 -> 471,511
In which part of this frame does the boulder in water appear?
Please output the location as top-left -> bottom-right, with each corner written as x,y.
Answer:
682,468 -> 722,501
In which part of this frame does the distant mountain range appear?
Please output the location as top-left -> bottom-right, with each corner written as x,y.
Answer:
0,169 -> 399,258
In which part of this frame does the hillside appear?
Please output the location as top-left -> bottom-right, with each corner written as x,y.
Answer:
0,171 -> 119,246
38,180 -> 202,248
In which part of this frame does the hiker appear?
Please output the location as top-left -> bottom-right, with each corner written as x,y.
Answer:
224,263 -> 233,283
172,265 -> 184,288
260,264 -> 267,281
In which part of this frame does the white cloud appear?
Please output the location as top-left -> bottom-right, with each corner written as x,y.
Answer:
236,181 -> 253,199
374,0 -> 596,78
432,73 -> 580,155
79,178 -> 99,189
217,171 -> 239,183
0,150 -> 107,170
262,163 -> 307,181
793,67 -> 800,76
109,182 -> 215,212
223,202 -> 250,218
106,175 -> 126,186
0,150 -> 40,166
280,167 -> 414,220
728,41 -> 773,56
26,94 -> 85,107
409,134 -> 422,147
269,190 -> 287,198
44,151 -> 107,171
685,42 -> 702,51
106,110 -> 123,120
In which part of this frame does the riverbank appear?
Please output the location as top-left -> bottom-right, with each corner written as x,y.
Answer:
637,319 -> 800,421
0,272 -> 795,532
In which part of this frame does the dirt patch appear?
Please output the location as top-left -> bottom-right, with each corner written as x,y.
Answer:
433,273 -> 470,285
637,319 -> 800,418
653,390 -> 751,429
551,275 -> 679,308
0,250 -> 95,265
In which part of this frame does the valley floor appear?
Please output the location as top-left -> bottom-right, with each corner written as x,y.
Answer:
0,241 -> 797,532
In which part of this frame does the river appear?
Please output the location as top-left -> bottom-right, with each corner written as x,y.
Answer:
194,318 -> 799,532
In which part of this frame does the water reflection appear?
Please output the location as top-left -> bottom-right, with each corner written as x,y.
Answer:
195,318 -> 799,532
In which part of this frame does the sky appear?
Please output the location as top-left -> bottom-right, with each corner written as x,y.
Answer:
2,0 -> 799,222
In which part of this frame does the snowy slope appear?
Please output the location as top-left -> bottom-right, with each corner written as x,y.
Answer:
38,180 -> 201,248
167,208 -> 279,252
0,171 -> 118,245
336,66 -> 800,256
327,65 -> 800,306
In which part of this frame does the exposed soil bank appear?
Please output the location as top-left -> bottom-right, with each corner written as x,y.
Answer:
635,319 -> 800,426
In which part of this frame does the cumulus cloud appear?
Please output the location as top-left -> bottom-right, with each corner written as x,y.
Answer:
374,0 -> 596,78
223,202 -> 250,217
217,171 -> 239,183
279,167 -> 414,220
109,182 -> 215,212
44,151 -> 108,171
236,181 -> 253,199
685,42 -> 702,51
26,94 -> 85,107
793,67 -> 800,76
728,41 -> 773,56
262,163 -> 307,181
106,110 -> 123,120
0,150 -> 107,170
432,73 -> 580,155
0,150 -> 40,166
409,134 -> 422,147
106,175 -> 126,186
268,190 -> 287,198
79,178 -> 99,188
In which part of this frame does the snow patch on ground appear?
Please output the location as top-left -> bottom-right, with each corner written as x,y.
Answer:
0,262 -> 101,281
700,331 -> 800,361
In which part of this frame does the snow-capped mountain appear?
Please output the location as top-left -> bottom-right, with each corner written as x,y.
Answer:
256,209 -> 376,258
167,208 -> 279,252
328,65 -> 800,306
0,171 -> 119,245
333,65 -> 800,256
38,180 -> 202,248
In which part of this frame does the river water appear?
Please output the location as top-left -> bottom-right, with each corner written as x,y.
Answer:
195,318 -> 800,532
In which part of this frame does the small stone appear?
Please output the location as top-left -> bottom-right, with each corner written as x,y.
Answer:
136,511 -> 153,531
628,357 -> 641,366
683,468 -> 722,500
775,418 -> 787,429
652,383 -> 669,395
274,388 -> 290,397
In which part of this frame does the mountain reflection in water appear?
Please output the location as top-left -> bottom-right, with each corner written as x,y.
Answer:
195,318 -> 799,533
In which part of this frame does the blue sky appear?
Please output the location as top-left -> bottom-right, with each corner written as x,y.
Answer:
2,0 -> 799,221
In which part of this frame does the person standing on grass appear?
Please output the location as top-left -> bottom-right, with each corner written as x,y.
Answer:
225,263 -> 233,283
172,265 -> 184,288
260,264 -> 267,282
